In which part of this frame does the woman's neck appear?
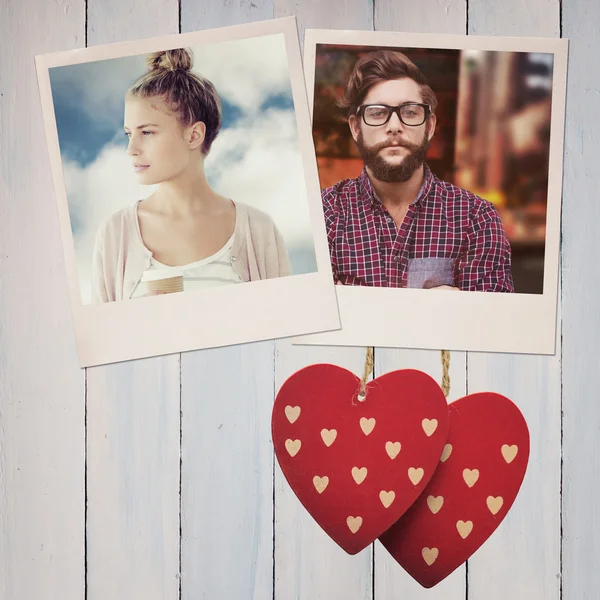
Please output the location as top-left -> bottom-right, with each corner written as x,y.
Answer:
153,168 -> 221,218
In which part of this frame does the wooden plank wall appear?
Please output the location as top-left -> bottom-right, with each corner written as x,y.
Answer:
0,0 -> 592,598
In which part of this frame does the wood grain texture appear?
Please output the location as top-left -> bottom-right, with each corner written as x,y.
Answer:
275,0 -> 373,43
182,0 -> 273,30
274,341 -> 374,600
180,342 -> 275,600
84,1 -> 181,599
466,1 -> 561,599
561,0 -> 600,597
0,1 -> 85,599
86,358 -> 181,600
375,0 -> 466,33
178,3 -> 277,600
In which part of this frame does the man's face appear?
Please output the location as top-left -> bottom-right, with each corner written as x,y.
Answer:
349,77 -> 436,183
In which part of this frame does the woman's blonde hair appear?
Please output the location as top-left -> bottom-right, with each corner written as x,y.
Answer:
127,48 -> 222,154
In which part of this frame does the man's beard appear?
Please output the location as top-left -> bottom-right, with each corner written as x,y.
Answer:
355,128 -> 430,183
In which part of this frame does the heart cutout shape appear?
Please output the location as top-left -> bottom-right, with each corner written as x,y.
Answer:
379,391 -> 529,587
272,365 -> 450,554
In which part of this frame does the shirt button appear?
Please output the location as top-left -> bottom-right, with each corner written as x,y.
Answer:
231,255 -> 236,262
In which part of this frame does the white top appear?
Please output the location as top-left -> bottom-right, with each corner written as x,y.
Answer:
130,232 -> 243,299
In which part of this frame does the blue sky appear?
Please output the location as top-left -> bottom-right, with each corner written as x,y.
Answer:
48,34 -> 316,304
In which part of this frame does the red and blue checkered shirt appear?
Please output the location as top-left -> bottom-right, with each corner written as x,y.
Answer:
321,164 -> 514,292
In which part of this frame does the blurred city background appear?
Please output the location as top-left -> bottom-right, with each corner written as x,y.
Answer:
312,44 -> 554,294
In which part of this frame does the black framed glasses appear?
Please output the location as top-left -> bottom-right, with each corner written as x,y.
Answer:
357,103 -> 431,127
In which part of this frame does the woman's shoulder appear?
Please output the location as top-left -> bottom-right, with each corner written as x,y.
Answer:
235,201 -> 277,231
95,202 -> 138,241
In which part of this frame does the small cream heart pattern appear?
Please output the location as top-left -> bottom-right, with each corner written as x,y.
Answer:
487,496 -> 504,515
352,466 -> 368,485
380,491 -> 396,508
313,476 -> 329,494
501,444 -> 518,463
422,419 -> 438,437
456,520 -> 473,539
386,441 -> 401,459
321,429 -> 337,447
408,467 -> 424,486
285,405 -> 301,424
427,496 -> 444,514
462,468 -> 479,487
422,547 -> 439,566
285,439 -> 301,457
379,392 -> 529,588
360,417 -> 376,436
272,366 -> 450,555
347,516 -> 362,534
440,444 -> 453,463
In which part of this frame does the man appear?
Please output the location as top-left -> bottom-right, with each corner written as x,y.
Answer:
321,50 -> 514,292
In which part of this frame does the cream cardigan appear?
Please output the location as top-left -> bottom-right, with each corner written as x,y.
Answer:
91,200 -> 291,303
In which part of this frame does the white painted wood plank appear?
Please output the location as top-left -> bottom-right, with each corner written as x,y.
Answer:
86,358 -> 181,599
272,4 -> 375,599
561,0 -> 600,598
84,2 -> 182,600
466,2 -> 561,599
0,1 -> 86,599
180,342 -> 275,600
178,4 -> 277,600
182,0 -> 273,30
274,0 -> 374,43
375,0 -> 466,34
274,341 -> 374,600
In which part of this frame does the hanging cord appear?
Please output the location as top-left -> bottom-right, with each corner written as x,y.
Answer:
358,347 -> 451,399
441,349 -> 450,398
357,347 -> 374,401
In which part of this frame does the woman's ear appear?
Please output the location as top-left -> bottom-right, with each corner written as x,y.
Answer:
187,121 -> 206,150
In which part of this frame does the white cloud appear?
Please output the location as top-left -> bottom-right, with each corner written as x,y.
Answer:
191,35 -> 292,115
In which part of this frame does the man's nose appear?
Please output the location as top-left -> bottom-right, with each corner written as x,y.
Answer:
385,110 -> 404,133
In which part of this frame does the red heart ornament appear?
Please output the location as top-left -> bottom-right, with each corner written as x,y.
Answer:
272,365 -> 450,554
379,392 -> 530,588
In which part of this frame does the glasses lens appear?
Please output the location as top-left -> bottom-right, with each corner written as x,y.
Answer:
363,105 -> 390,126
400,104 -> 426,125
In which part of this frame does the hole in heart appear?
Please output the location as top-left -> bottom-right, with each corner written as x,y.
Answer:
357,391 -> 366,402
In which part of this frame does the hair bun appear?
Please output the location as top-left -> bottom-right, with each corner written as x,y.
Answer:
147,48 -> 193,73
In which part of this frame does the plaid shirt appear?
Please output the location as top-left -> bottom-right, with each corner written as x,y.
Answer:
322,164 -> 514,292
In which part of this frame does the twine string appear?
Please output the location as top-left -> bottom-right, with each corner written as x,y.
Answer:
441,350 -> 450,398
357,347 -> 374,401
358,347 -> 451,399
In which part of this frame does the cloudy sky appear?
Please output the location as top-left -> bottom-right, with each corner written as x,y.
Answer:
49,33 -> 317,305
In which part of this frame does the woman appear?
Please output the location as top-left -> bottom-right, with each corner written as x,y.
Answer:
91,48 -> 291,303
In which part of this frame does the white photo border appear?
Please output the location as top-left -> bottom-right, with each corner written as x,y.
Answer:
35,17 -> 340,368
295,28 -> 568,355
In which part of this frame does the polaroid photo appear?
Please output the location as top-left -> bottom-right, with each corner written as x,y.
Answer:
295,29 -> 568,354
35,16 -> 340,367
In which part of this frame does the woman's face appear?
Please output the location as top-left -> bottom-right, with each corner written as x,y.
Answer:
124,96 -> 198,185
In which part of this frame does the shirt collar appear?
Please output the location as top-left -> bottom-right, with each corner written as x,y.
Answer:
358,163 -> 435,209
